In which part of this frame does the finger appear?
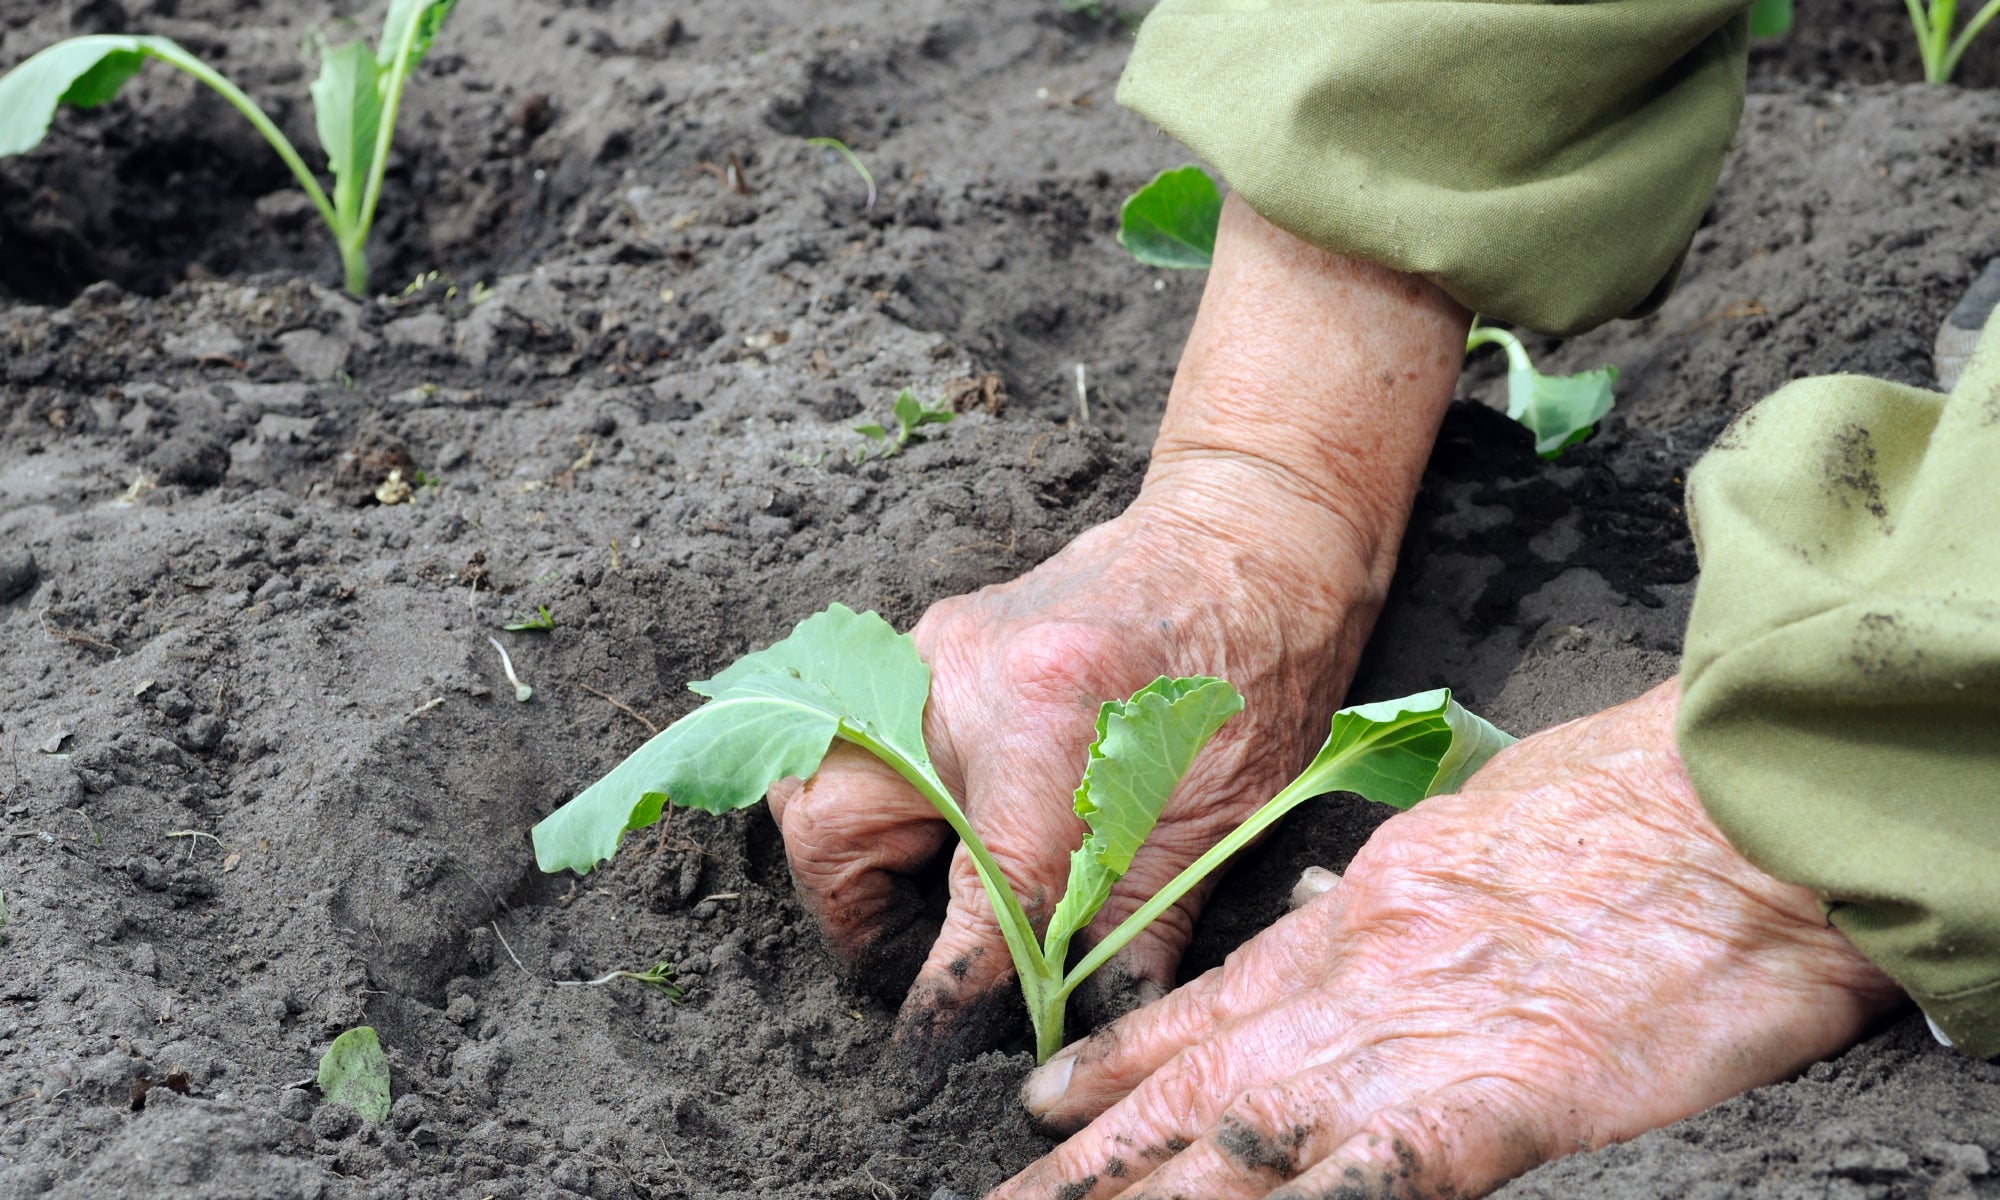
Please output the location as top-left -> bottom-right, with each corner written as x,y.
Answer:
769,742 -> 949,972
999,983 -> 1372,1199
1264,1082 -> 1555,1200
1066,860 -> 1226,1033
1023,884 -> 1351,1131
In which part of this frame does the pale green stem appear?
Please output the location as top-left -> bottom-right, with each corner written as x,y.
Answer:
348,5 -> 428,296
1056,766 -> 1346,1005
1943,0 -> 2000,79
835,724 -> 1067,1058
1463,324 -> 1532,374
141,42 -> 339,237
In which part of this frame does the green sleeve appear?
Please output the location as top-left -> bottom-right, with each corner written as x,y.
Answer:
1116,0 -> 1750,336
1678,319 -> 2000,1060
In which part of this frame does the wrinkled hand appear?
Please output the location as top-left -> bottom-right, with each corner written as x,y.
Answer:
767,197 -> 1471,1060
767,474 -> 1376,1057
991,681 -> 1903,1200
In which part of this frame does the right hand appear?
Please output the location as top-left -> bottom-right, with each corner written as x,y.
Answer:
768,195 -> 1474,1062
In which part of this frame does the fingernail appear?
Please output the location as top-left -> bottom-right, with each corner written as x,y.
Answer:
1021,1054 -> 1074,1115
1289,865 -> 1340,910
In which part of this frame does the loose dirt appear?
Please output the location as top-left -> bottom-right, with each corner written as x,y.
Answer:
1,3 -> 1995,1198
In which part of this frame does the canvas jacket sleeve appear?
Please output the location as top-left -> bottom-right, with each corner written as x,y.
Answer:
1116,0 -> 1752,336
1676,317 -> 2000,1061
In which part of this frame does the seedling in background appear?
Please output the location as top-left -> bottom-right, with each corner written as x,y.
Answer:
1748,0 -> 1794,37
554,961 -> 685,1001
1116,166 -> 1619,458
1905,0 -> 2000,82
503,606 -> 557,633
805,137 -> 877,211
317,1026 -> 391,1122
0,0 -> 459,297
530,604 -> 1513,1061
853,389 -> 954,461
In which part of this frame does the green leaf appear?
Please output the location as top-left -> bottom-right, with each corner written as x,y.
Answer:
532,604 -> 935,874
0,35 -> 171,157
1506,363 -> 1618,460
854,424 -> 886,441
1117,165 -> 1222,270
378,0 -> 459,69
317,1027 -> 390,1123
891,388 -> 923,435
1044,677 -> 1243,964
1748,0 -> 1793,37
309,39 -> 382,227
1291,688 -> 1515,811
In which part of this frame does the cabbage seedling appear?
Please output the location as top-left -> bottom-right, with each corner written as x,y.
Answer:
1905,0 -> 2000,83
1116,166 -> 1619,458
530,604 -> 1512,1060
0,0 -> 458,297
854,388 -> 954,461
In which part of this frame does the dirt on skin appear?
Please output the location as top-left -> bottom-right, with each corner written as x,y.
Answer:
0,2 -> 1995,1199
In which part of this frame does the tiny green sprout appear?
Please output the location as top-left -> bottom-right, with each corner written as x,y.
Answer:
555,961 -> 685,1001
0,0 -> 459,297
1115,166 -> 1618,459
532,604 -> 1512,1061
1905,0 -> 2000,82
853,389 -> 954,461
805,137 -> 877,211
503,606 -> 557,633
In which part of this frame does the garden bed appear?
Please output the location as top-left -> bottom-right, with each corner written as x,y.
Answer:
1,1 -> 1997,1197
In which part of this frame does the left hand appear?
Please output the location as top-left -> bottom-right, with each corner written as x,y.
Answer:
988,681 -> 1904,1200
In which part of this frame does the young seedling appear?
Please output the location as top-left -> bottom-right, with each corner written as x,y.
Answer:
805,137 -> 877,211
853,389 -> 954,461
503,606 -> 557,633
1464,320 -> 1617,459
531,604 -> 1512,1061
0,0 -> 459,297
1905,0 -> 2000,82
486,634 -> 534,702
1116,165 -> 1619,458
317,1026 -> 391,1122
554,961 -> 685,1001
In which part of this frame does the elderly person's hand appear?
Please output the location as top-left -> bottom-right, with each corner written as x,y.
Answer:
988,681 -> 1904,1200
766,197 -> 1472,1057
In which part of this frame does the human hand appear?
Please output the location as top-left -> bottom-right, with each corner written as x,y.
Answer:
766,197 -> 1471,1060
990,681 -> 1904,1199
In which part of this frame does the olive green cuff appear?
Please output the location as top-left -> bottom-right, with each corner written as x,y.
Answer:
1679,320 -> 2000,1061
1117,0 -> 1750,336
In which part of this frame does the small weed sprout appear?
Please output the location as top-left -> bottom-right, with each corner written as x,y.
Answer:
854,389 -> 954,461
0,0 -> 459,296
805,137 -> 877,211
503,606 -> 557,633
555,961 -> 685,1001
487,635 -> 534,702
532,605 -> 1512,1061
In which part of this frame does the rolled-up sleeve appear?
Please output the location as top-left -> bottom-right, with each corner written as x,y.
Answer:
1678,319 -> 2000,1060
1116,0 -> 1750,336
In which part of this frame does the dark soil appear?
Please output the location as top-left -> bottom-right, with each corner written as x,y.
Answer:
1,3 -> 1996,1199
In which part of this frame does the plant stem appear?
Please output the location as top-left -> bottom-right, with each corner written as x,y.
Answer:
1944,0 -> 2000,79
1464,324 -> 1532,374
142,41 -> 340,238
835,723 -> 1066,1056
349,3 -> 429,297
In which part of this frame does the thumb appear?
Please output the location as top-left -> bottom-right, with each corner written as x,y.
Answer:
767,742 -> 950,995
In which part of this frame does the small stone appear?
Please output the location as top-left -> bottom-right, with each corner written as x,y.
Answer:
123,857 -> 172,891
311,1102 -> 359,1141
178,715 -> 224,754
278,329 -> 351,381
389,1093 -> 427,1132
278,1087 -> 315,1122
0,549 -> 38,604
445,994 -> 478,1026
154,690 -> 196,721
